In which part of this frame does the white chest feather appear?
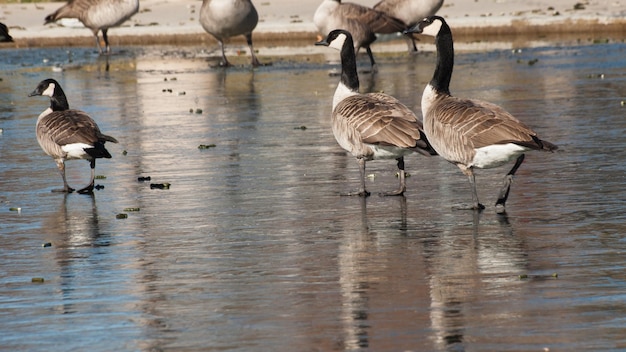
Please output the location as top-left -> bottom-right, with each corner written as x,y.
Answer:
332,82 -> 357,110
208,0 -> 237,16
472,143 -> 528,169
37,107 -> 53,122
421,84 -> 438,122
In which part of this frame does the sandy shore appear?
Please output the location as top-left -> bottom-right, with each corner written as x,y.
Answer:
1,0 -> 625,49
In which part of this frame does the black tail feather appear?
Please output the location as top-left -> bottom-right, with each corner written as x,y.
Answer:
413,130 -> 438,156
85,141 -> 113,159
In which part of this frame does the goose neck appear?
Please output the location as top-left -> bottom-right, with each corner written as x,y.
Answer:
50,89 -> 70,112
430,24 -> 454,95
339,36 -> 359,93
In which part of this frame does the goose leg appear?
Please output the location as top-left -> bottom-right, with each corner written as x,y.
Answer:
495,154 -> 525,213
404,34 -> 418,53
77,160 -> 96,194
453,166 -> 484,210
468,171 -> 485,211
343,158 -> 370,197
218,40 -> 231,67
365,46 -> 377,73
93,33 -> 103,55
101,29 -> 111,55
53,159 -> 74,193
245,33 -> 261,67
380,157 -> 406,196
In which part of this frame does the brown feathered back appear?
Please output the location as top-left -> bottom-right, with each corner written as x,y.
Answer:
37,109 -> 118,160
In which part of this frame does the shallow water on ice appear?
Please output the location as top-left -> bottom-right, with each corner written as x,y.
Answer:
1,42 -> 625,351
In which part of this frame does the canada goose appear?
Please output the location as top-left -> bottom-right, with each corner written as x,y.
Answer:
29,79 -> 118,194
373,0 -> 444,52
44,0 -> 139,55
405,16 -> 557,212
313,0 -> 406,71
200,0 -> 261,67
0,22 -> 13,42
316,29 -> 436,196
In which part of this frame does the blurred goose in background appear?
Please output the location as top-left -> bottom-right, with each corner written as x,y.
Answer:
373,0 -> 444,52
316,29 -> 436,197
200,0 -> 261,67
44,0 -> 139,55
314,0 -> 406,71
405,16 -> 557,212
29,78 -> 118,194
0,22 -> 13,42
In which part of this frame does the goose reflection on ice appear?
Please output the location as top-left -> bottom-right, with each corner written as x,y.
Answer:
334,201 -> 529,350
41,194 -> 105,248
336,196 -> 411,349
426,212 -> 527,350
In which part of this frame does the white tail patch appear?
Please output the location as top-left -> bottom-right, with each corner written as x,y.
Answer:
368,144 -> 414,160
472,143 -> 528,169
62,143 -> 92,160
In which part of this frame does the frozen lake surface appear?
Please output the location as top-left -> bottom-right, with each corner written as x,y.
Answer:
1,41 -> 625,351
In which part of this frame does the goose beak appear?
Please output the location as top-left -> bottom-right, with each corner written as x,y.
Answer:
404,22 -> 424,35
315,36 -> 329,47
28,90 -> 39,97
404,16 -> 434,35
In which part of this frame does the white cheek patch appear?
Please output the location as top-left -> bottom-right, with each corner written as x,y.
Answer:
42,83 -> 56,97
421,20 -> 442,37
329,32 -> 347,51
62,143 -> 92,160
472,143 -> 528,169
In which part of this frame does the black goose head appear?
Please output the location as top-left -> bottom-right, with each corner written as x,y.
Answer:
29,78 -> 69,111
315,29 -> 353,51
405,16 -> 454,95
315,29 -> 359,91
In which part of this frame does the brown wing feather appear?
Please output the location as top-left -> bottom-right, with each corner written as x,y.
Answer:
46,0 -> 95,22
341,17 -> 377,48
334,94 -> 422,149
38,109 -> 110,146
367,92 -> 422,127
432,96 -> 544,150
341,3 -> 406,34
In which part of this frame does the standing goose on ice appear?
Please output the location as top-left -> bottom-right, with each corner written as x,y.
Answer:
29,78 -> 118,194
200,0 -> 261,67
314,0 -> 406,71
373,0 -> 444,52
405,16 -> 557,212
316,29 -> 436,197
44,0 -> 139,55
